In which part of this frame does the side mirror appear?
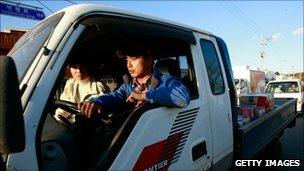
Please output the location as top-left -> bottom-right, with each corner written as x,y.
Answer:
0,56 -> 25,154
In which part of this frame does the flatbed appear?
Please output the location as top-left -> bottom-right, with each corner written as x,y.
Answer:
237,98 -> 297,159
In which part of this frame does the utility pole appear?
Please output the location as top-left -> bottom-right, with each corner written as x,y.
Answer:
259,35 -> 273,71
259,35 -> 265,71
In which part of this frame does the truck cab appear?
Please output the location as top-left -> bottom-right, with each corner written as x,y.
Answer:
0,4 -> 235,171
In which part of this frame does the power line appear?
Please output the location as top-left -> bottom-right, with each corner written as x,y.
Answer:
36,0 -> 54,13
65,0 -> 77,5
228,1 -> 281,49
217,1 -> 258,34
217,1 -> 287,71
218,1 -> 274,40
226,1 -> 260,33
227,1 -> 275,44
229,1 -> 265,34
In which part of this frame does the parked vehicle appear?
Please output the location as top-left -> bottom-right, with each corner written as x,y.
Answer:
266,79 -> 303,113
0,4 -> 298,171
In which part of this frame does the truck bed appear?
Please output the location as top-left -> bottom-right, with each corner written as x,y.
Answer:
237,98 -> 297,159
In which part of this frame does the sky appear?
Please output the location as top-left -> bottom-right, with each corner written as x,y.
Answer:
0,0 -> 303,73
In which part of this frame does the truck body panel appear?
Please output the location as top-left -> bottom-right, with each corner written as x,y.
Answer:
195,33 -> 233,164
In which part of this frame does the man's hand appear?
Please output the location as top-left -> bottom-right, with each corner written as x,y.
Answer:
78,101 -> 102,118
126,92 -> 146,103
126,92 -> 147,107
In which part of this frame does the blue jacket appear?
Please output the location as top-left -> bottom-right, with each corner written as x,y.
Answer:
90,70 -> 190,108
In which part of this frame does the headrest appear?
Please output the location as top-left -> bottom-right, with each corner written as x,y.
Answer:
155,59 -> 181,78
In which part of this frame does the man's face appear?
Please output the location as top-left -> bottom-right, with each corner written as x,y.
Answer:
69,64 -> 89,81
127,55 -> 152,79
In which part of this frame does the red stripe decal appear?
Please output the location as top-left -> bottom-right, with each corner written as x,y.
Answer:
133,132 -> 183,171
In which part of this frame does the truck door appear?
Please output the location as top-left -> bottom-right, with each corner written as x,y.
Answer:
6,20 -> 86,170
194,33 -> 233,168
109,43 -> 213,171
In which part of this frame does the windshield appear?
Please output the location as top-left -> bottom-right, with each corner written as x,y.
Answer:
8,12 -> 64,81
266,81 -> 299,93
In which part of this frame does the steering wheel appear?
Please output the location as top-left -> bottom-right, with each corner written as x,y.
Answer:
54,99 -> 111,126
53,99 -> 82,126
54,99 -> 80,114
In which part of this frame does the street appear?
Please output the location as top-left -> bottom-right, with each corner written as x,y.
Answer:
256,113 -> 304,171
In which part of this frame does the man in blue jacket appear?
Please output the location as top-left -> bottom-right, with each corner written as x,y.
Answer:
78,44 -> 190,118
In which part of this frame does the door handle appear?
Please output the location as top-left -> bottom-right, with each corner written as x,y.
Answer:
192,141 -> 207,162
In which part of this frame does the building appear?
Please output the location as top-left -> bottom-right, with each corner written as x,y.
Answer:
0,29 -> 26,55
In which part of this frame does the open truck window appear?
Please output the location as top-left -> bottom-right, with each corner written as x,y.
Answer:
39,14 -> 198,170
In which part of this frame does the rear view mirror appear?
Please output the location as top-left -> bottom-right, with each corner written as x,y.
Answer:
0,56 -> 25,154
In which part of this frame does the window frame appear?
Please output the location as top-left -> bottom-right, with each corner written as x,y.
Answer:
199,39 -> 225,95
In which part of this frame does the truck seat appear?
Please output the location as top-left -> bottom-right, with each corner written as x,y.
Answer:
155,58 -> 181,78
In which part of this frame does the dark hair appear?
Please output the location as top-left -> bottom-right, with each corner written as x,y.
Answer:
69,58 -> 82,66
68,49 -> 95,66
120,43 -> 150,59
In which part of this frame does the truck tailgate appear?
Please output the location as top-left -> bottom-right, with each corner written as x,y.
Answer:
237,98 -> 297,159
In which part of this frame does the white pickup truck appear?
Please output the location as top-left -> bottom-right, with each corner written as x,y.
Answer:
266,79 -> 303,113
0,4 -> 298,171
